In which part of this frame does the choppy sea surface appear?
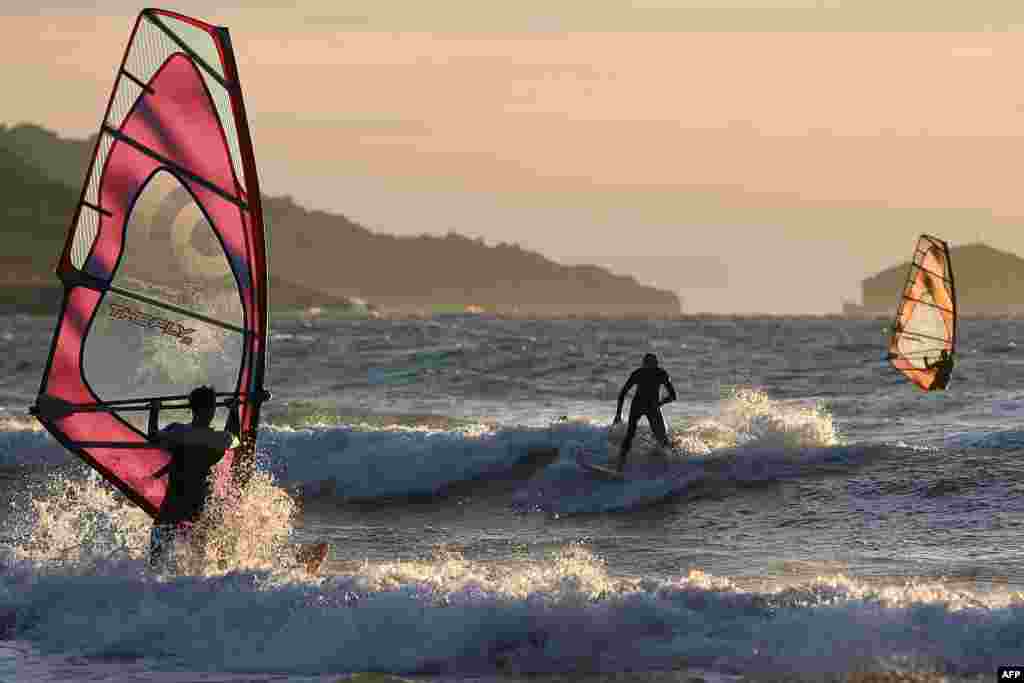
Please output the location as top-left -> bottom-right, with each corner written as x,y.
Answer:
1,313 -> 1023,682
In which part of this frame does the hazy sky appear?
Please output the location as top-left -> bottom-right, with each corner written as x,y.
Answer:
6,1 -> 1024,312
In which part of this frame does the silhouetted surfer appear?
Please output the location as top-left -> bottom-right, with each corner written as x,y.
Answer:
924,349 -> 954,391
614,353 -> 677,472
148,386 -> 240,570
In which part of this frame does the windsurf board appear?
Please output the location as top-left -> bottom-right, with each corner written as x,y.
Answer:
575,449 -> 625,481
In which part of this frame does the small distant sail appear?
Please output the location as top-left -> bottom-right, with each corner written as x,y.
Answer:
32,9 -> 269,518
887,235 -> 956,391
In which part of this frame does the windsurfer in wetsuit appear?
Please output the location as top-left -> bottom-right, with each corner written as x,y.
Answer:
614,353 -> 677,472
924,349 -> 954,391
148,386 -> 240,570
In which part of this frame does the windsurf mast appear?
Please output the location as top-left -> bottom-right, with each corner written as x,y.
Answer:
32,8 -> 269,517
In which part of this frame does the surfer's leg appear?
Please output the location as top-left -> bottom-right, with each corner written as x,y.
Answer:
618,410 -> 641,471
649,409 -> 669,448
148,525 -> 164,569
173,520 -> 211,573
189,521 -> 209,571
148,524 -> 176,570
198,501 -> 225,563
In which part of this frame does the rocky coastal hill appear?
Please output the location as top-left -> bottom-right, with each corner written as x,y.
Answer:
0,123 -> 681,317
843,242 -> 1024,317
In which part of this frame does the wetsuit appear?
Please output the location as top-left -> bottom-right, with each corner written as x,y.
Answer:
149,424 -> 238,569
927,358 -> 954,391
616,366 -> 677,467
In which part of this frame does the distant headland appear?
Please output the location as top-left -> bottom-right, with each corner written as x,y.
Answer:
843,242 -> 1024,318
0,123 -> 681,318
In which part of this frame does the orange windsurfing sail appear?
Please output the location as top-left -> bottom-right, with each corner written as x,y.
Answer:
887,235 -> 956,391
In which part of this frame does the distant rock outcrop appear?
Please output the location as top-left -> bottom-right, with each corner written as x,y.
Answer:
0,126 -> 359,314
261,195 -> 681,316
850,242 -> 1024,316
0,123 -> 681,317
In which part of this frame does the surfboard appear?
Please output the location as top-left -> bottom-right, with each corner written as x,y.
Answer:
295,542 -> 329,575
575,449 -> 625,481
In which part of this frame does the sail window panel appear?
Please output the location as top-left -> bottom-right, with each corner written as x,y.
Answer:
117,170 -> 244,327
82,290 -> 244,404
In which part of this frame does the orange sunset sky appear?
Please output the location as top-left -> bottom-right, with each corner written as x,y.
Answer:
5,1 -> 1024,313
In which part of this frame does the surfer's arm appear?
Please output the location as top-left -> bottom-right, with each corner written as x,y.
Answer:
151,424 -> 182,477
147,400 -> 160,439
151,436 -> 176,478
152,424 -> 183,447
660,377 -> 678,406
202,413 -> 242,467
195,402 -> 241,467
615,373 -> 637,421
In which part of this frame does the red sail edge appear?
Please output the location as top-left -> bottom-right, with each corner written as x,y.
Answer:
33,9 -> 268,518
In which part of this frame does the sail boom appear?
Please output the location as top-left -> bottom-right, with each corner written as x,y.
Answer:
32,393 -> 251,416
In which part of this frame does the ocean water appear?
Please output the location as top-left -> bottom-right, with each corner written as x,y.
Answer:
0,313 -> 1022,682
